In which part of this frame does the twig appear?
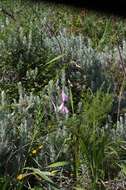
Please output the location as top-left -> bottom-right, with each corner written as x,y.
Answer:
116,41 -> 126,122
43,22 -> 63,60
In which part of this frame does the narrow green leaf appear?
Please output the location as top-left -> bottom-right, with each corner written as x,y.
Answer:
69,86 -> 74,114
24,167 -> 54,184
48,161 -> 69,168
43,54 -> 65,67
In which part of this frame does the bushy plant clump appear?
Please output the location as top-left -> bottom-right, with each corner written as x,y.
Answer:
0,81 -> 126,190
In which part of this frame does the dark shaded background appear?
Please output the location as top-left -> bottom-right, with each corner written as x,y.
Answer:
34,0 -> 126,18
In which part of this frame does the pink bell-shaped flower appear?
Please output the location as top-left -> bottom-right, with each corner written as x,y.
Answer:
58,102 -> 69,114
61,90 -> 68,102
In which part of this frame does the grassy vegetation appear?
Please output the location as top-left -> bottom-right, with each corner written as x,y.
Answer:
0,0 -> 126,189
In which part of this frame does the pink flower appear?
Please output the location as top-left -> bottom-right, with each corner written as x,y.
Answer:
61,90 -> 68,102
59,102 -> 69,114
